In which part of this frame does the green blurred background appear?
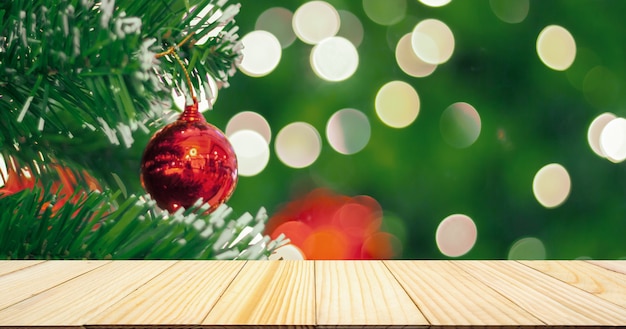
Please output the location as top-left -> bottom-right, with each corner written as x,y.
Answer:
196,0 -> 626,259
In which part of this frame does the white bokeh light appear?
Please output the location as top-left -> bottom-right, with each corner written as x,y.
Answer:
188,5 -> 223,45
508,237 -> 546,260
310,37 -> 359,82
275,122 -> 322,168
239,30 -> 282,77
395,33 -> 437,78
436,214 -> 478,257
171,77 -> 217,114
532,163 -> 571,208
411,19 -> 455,65
440,102 -> 481,148
226,111 -> 272,144
269,244 -> 306,260
292,1 -> 340,45
490,0 -> 529,24
255,7 -> 296,49
229,130 -> 270,177
419,0 -> 452,7
588,112 -> 616,158
375,81 -> 420,128
337,10 -> 364,48
326,108 -> 371,155
362,0 -> 406,26
536,25 -> 576,71
600,117 -> 626,163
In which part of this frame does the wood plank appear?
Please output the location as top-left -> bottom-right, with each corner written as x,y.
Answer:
315,260 -> 428,328
0,260 -> 44,276
0,260 -> 174,326
385,260 -> 544,326
87,260 -> 245,325
456,260 -> 626,326
202,260 -> 315,327
521,260 -> 626,309
588,260 -> 626,275
0,260 -> 108,311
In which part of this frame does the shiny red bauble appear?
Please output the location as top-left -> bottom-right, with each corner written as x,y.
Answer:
140,101 -> 238,213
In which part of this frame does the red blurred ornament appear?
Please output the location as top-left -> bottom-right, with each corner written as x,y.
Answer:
140,100 -> 238,213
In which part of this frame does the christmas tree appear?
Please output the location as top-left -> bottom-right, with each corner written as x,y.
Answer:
0,0 -> 285,259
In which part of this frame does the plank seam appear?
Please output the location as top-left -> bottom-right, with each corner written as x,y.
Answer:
381,260 -> 432,327
199,260 -> 248,325
518,260 -> 626,313
0,260 -> 45,277
449,261 -> 549,327
313,260 -> 318,328
0,260 -> 112,313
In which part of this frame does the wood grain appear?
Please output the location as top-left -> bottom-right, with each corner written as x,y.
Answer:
87,260 -> 245,325
456,260 -> 626,326
0,260 -> 44,276
588,260 -> 626,275
386,260 -> 544,326
0,260 -> 107,311
0,260 -> 174,326
202,260 -> 315,327
521,260 -> 626,308
315,260 -> 428,328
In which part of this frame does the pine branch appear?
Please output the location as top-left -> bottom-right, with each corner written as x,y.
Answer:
0,186 -> 286,260
0,0 -> 242,151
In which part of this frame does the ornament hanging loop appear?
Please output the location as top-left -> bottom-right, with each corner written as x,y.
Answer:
155,32 -> 197,103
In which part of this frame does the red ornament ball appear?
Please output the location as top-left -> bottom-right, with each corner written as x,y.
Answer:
140,101 -> 238,213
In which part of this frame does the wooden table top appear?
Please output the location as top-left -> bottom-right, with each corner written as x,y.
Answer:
0,260 -> 625,328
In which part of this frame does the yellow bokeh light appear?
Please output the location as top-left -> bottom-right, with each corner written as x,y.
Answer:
536,25 -> 576,71
292,1 -> 340,45
238,30 -> 282,77
440,102 -> 481,148
275,122 -> 322,168
255,7 -> 296,49
375,80 -> 420,128
362,0 -> 406,26
337,10 -> 364,48
395,33 -> 437,78
229,130 -> 270,177
326,108 -> 371,155
489,0 -> 529,24
411,19 -> 455,65
310,37 -> 359,82
436,214 -> 477,258
600,117 -> 626,163
508,237 -> 546,260
532,163 -> 571,208
587,112 -> 616,158
226,111 -> 272,145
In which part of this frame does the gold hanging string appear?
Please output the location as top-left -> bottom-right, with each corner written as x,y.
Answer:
155,33 -> 196,101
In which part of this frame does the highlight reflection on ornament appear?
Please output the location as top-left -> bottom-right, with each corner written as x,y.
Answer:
140,100 -> 238,213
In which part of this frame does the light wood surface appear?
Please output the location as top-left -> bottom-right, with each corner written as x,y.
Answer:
0,260 -> 625,328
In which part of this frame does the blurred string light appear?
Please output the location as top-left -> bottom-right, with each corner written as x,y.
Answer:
418,0 -> 452,7
439,102 -> 481,148
587,112 -> 616,158
326,108 -> 371,155
292,1 -> 340,45
600,117 -> 626,163
275,122 -> 322,168
362,0 -> 406,26
337,10 -> 364,48
226,111 -> 272,144
411,19 -> 455,65
238,30 -> 282,77
255,7 -> 296,49
532,163 -> 571,208
508,237 -> 546,260
435,214 -> 477,257
228,130 -> 270,177
395,33 -> 437,78
489,0 -> 529,24
310,36 -> 359,82
375,80 -> 420,128
536,25 -> 576,71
